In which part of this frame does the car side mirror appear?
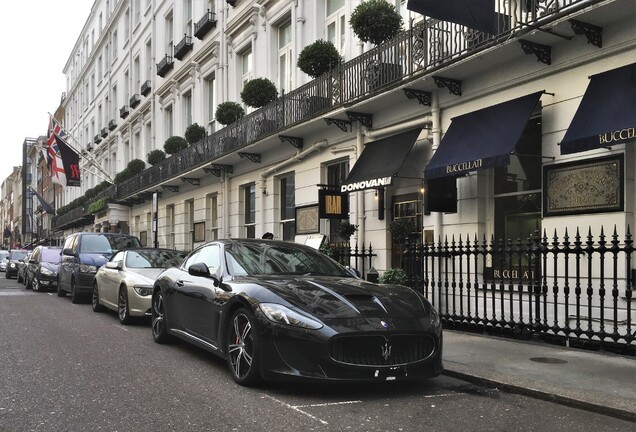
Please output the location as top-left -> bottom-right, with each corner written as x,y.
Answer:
28,259 -> 36,264
62,248 -> 75,256
105,261 -> 122,270
188,262 -> 230,291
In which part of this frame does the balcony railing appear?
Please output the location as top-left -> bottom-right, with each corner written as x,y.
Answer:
100,127 -> 108,138
108,119 -> 117,130
156,54 -> 174,77
130,94 -> 141,109
54,0 -> 594,230
141,80 -> 151,96
94,134 -> 102,144
52,206 -> 94,230
194,10 -> 216,40
120,105 -> 130,119
174,35 -> 193,60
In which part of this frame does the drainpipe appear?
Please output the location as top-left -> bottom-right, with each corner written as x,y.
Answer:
222,171 -> 230,238
258,139 -> 330,235
431,92 -> 442,243
363,116 -> 432,140
355,125 -> 365,248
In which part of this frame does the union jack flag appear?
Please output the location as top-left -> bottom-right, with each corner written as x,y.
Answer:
45,116 -> 68,187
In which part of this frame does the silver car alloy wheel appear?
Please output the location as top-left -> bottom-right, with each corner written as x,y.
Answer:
228,312 -> 254,380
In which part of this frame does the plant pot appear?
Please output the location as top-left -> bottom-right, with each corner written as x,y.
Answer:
366,62 -> 403,92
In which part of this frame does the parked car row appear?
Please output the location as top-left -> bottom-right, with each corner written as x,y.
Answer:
21,233 -> 444,387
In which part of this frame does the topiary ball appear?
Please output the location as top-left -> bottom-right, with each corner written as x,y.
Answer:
350,0 -> 403,46
215,101 -> 245,125
163,136 -> 188,155
240,78 -> 278,108
297,40 -> 342,78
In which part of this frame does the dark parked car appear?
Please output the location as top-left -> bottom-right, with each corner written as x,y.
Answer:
151,239 -> 443,386
17,252 -> 31,284
26,246 -> 62,292
58,233 -> 142,303
5,250 -> 29,279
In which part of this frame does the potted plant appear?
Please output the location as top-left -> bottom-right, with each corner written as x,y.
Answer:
241,78 -> 279,139
296,40 -> 339,116
147,149 -> 166,166
350,0 -> 404,91
336,221 -> 358,243
164,136 -> 188,155
215,101 -> 245,147
378,267 -> 407,285
185,123 -> 207,145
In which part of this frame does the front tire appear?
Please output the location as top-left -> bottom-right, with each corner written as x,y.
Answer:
151,290 -> 171,343
118,287 -> 132,325
32,277 -> 40,292
92,282 -> 105,312
226,308 -> 261,386
56,278 -> 66,297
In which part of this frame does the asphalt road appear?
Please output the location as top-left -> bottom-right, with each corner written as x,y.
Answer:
0,275 -> 632,432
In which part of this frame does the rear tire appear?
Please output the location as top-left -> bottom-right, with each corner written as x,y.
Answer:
57,283 -> 66,297
70,278 -> 81,304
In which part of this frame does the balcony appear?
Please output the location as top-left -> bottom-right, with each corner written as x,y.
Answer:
86,143 -> 93,152
94,134 -> 102,144
156,54 -> 174,77
141,80 -> 151,96
120,105 -> 130,119
108,119 -> 117,130
194,10 -> 216,40
174,35 -> 193,60
130,94 -> 141,109
100,127 -> 108,138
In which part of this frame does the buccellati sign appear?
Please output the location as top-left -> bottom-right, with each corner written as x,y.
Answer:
543,154 -> 624,217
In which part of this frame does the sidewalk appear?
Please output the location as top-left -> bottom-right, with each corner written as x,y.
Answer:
442,330 -> 636,421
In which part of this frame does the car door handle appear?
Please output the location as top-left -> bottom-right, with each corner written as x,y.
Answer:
176,280 -> 184,287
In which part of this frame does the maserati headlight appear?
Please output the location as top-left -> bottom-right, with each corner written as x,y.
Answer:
133,285 -> 153,296
40,267 -> 55,276
79,264 -> 98,273
259,303 -> 323,330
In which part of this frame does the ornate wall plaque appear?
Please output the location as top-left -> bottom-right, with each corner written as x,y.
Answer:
295,205 -> 320,235
543,155 -> 624,217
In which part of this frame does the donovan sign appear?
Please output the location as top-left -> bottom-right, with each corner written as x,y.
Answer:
341,176 -> 392,192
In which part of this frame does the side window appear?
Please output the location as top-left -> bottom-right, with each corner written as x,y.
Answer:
111,251 -> 125,265
196,245 -> 220,271
183,251 -> 200,270
32,248 -> 41,261
63,236 -> 75,253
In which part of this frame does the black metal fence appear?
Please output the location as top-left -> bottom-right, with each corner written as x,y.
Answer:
325,243 -> 377,280
404,226 -> 634,350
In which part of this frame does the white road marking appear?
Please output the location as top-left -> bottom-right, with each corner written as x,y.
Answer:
295,400 -> 362,408
261,394 -> 329,425
115,325 -> 129,332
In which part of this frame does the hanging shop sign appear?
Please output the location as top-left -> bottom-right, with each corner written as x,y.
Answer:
318,189 -> 349,219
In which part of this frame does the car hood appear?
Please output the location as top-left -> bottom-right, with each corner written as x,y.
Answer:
239,276 -> 431,320
129,268 -> 165,284
40,262 -> 60,272
78,253 -> 112,267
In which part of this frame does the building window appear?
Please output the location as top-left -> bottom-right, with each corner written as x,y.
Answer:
185,199 -> 194,251
112,30 -> 118,61
206,74 -> 216,133
164,104 -> 173,138
206,193 -> 218,241
133,56 -> 140,93
241,47 -> 253,93
183,92 -> 192,129
277,19 -> 293,93
326,160 -> 349,242
243,183 -> 256,238
326,0 -> 346,54
279,173 -> 295,241
184,0 -> 193,36
145,40 -> 152,81
493,115 -> 543,245
166,204 -> 175,249
166,12 -> 174,55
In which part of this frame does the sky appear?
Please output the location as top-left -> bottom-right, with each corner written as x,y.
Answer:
0,0 -> 94,182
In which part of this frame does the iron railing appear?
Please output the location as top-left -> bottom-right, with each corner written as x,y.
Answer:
404,226 -> 634,349
324,243 -> 377,280
56,0 -> 598,229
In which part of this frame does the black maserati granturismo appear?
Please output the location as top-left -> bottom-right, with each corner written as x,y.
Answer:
151,239 -> 443,385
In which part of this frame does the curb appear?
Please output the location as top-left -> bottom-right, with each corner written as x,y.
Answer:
442,369 -> 636,423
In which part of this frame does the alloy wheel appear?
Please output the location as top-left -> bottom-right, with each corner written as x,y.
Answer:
32,277 -> 39,292
227,311 -> 257,382
151,291 -> 170,343
118,288 -> 131,324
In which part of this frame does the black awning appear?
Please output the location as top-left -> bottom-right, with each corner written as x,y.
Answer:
424,92 -> 542,179
560,63 -> 636,155
407,0 -> 498,34
341,128 -> 421,192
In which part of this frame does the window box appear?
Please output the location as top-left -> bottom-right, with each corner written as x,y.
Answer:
174,35 -> 193,60
120,105 -> 130,119
194,10 -> 216,40
156,54 -> 174,77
